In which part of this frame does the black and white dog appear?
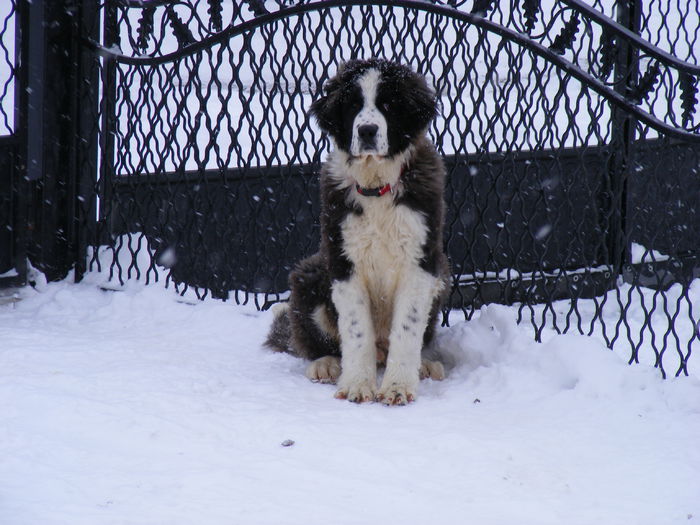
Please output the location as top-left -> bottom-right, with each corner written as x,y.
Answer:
266,59 -> 450,405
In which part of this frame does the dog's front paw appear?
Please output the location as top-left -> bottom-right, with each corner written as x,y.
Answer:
334,380 -> 376,403
376,383 -> 416,406
306,356 -> 341,384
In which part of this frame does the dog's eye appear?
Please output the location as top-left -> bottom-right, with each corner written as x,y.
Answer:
380,101 -> 391,112
345,98 -> 363,113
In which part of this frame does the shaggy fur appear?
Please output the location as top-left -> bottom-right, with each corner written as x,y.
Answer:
265,59 -> 450,404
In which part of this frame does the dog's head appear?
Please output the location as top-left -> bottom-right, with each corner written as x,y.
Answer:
310,59 -> 437,159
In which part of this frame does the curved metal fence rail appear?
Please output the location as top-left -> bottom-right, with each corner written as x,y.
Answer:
2,0 -> 696,377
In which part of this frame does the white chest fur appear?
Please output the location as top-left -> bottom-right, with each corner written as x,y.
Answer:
340,195 -> 428,336
342,195 -> 427,277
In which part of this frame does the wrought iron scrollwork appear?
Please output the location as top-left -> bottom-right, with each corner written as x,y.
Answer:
207,0 -> 223,32
136,7 -> 154,52
522,0 -> 540,34
630,61 -> 660,104
597,28 -> 615,81
471,0 -> 495,16
680,72 -> 699,127
96,0 -> 700,142
165,6 -> 194,48
246,0 -> 269,17
549,13 -> 579,55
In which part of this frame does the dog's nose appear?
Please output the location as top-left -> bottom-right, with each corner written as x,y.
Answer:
358,124 -> 378,147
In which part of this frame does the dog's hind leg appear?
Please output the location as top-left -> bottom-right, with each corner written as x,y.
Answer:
265,303 -> 343,386
419,294 -> 447,381
286,256 -> 341,377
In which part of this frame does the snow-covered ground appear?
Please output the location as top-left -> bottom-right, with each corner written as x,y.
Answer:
2,273 -> 699,525
2,3 -> 700,523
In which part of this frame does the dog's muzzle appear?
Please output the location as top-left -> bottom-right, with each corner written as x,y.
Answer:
351,105 -> 389,156
358,124 -> 378,151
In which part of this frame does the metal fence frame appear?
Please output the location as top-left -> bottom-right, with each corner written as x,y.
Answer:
1,0 -> 699,376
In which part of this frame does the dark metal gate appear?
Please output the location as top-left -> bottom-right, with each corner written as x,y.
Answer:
2,0 -> 699,377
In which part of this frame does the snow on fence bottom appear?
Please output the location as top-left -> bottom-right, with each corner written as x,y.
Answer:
84,233 -> 699,378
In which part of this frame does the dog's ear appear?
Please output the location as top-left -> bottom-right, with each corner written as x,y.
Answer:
310,73 -> 344,137
406,74 -> 438,131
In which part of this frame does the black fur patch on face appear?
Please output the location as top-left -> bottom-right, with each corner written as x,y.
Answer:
374,64 -> 437,156
310,59 -> 437,158
310,71 -> 363,152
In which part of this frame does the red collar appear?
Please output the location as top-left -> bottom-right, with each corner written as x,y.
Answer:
354,165 -> 407,198
355,182 -> 392,197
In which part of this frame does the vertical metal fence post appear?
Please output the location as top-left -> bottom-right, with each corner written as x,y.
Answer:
13,0 -> 101,283
15,0 -> 54,284
11,0 -> 29,286
97,1 -> 119,242
72,0 -> 100,281
15,0 -> 73,281
609,0 -> 641,279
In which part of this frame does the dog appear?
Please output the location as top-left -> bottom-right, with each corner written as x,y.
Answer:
265,59 -> 450,405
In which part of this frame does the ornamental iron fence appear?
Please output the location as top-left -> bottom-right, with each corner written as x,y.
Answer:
1,0 -> 699,377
